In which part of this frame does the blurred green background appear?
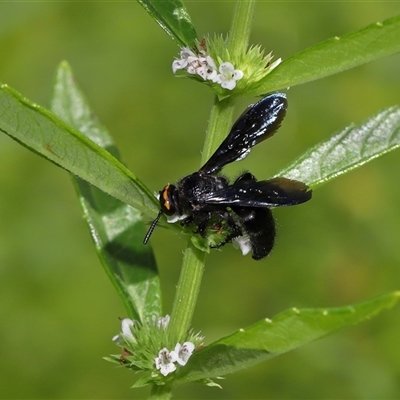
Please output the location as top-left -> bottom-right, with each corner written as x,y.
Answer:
1,2 -> 400,399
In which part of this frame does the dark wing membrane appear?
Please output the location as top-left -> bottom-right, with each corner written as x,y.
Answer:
204,177 -> 312,207
200,93 -> 288,174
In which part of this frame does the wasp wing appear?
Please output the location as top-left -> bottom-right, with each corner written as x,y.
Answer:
204,177 -> 312,207
200,93 -> 287,174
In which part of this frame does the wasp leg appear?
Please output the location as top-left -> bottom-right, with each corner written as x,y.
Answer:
210,212 -> 242,249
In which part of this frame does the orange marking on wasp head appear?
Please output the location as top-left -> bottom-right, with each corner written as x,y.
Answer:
162,185 -> 171,210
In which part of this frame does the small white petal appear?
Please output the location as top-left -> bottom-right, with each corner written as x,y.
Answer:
112,334 -> 121,343
187,55 -> 200,65
233,235 -> 252,256
196,65 -> 209,80
155,348 -> 178,376
186,63 -> 198,74
121,318 -> 135,338
174,343 -> 181,352
166,213 -> 188,223
206,69 -> 218,81
175,341 -> 195,366
268,57 -> 282,71
219,62 -> 235,74
172,47 -> 199,73
160,362 -> 176,376
212,74 -> 222,84
156,315 -> 170,329
112,318 -> 135,343
215,62 -> 244,90
172,59 -> 187,73
233,70 -> 244,80
221,79 -> 237,90
169,350 -> 178,363
179,47 -> 196,59
160,348 -> 177,363
206,56 -> 217,70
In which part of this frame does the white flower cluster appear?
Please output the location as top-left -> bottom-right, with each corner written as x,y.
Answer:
172,47 -> 243,90
155,342 -> 195,376
112,316 -> 195,377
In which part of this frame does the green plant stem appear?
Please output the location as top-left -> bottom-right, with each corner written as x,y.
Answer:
167,97 -> 235,346
168,243 -> 206,341
149,382 -> 172,400
166,0 -> 257,348
201,96 -> 235,164
150,1 -> 256,397
227,0 -> 255,58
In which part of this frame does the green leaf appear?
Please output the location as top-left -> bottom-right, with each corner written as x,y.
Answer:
276,105 -> 400,188
174,291 -> 400,384
50,61 -> 162,321
131,373 -> 154,389
0,83 -> 159,220
137,0 -> 197,47
250,14 -> 400,95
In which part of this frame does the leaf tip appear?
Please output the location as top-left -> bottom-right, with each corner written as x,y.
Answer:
58,60 -> 72,70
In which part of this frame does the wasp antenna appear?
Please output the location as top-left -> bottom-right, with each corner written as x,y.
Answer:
143,210 -> 163,245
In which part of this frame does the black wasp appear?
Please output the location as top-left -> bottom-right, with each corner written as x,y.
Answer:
143,93 -> 312,260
